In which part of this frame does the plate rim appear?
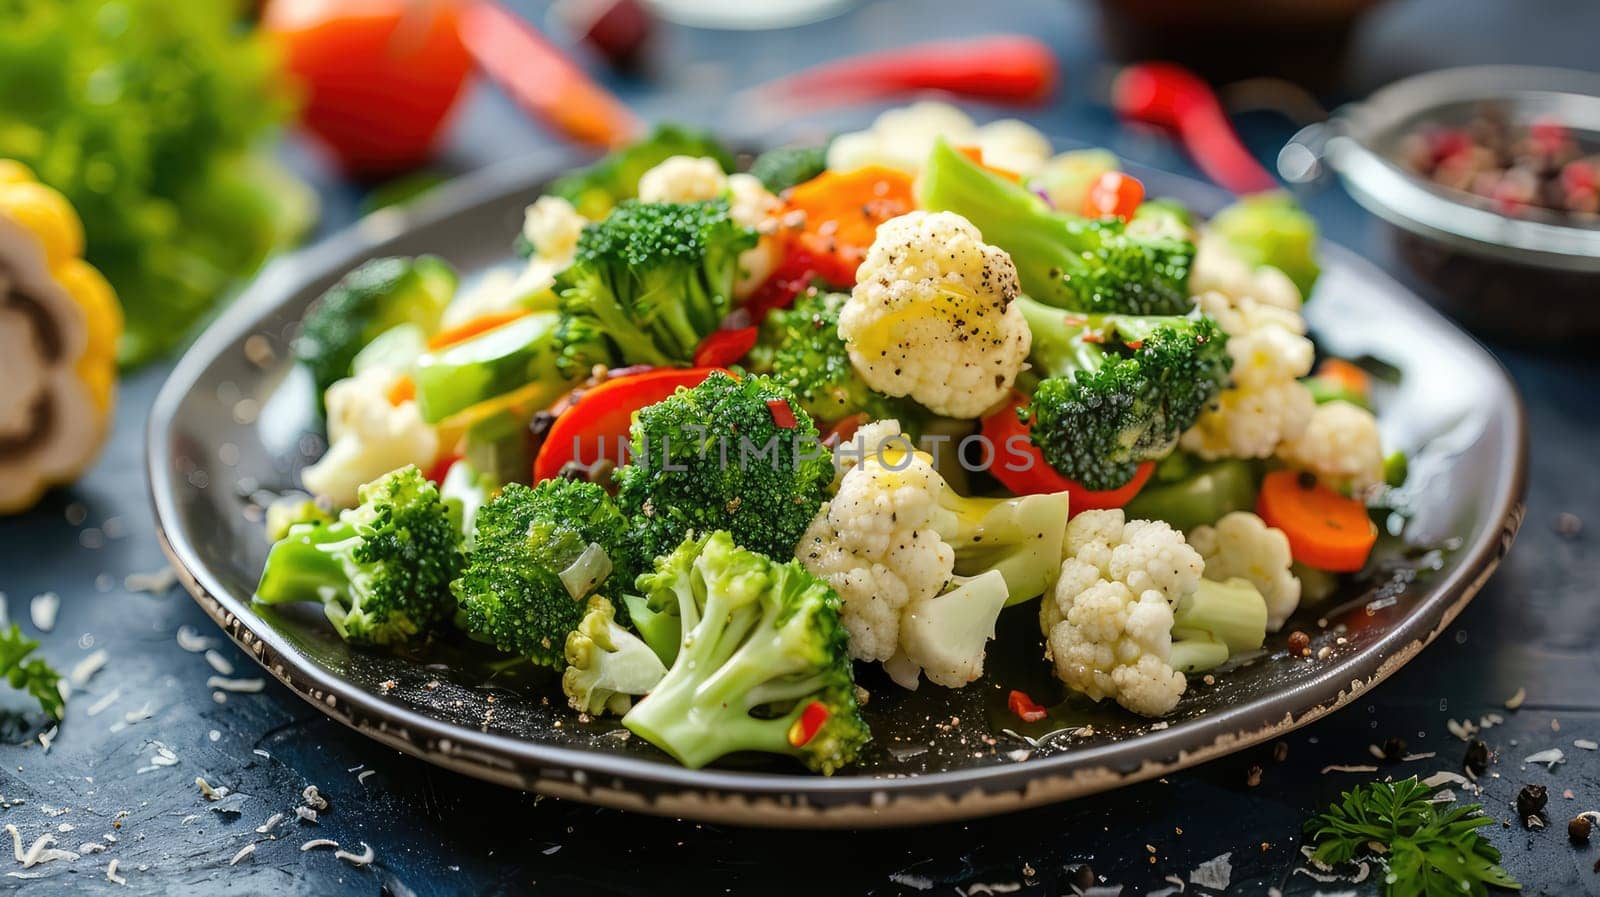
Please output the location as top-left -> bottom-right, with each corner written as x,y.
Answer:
146,151 -> 1530,827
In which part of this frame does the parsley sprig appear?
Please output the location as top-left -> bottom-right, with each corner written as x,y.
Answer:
0,624 -> 64,721
1305,777 -> 1520,897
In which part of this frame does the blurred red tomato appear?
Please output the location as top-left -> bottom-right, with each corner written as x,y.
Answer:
263,0 -> 474,176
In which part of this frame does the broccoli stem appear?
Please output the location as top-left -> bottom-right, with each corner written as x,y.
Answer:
622,600 -> 810,768
1170,577 -> 1269,674
935,490 -> 1071,606
254,527 -> 356,605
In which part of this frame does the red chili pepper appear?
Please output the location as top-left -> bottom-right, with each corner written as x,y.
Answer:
425,453 -> 462,485
1007,690 -> 1048,723
531,367 -> 727,482
753,36 -> 1058,109
788,700 -> 830,747
979,392 -> 1155,509
1111,62 -> 1277,196
822,412 -> 870,447
458,0 -> 641,148
766,399 -> 798,430
1081,171 -> 1145,220
692,326 -> 759,368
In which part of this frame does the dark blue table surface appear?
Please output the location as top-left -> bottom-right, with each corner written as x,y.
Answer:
2,1 -> 1597,894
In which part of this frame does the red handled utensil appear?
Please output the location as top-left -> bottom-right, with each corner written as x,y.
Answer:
459,0 -> 643,148
1112,62 -> 1278,194
750,36 -> 1060,109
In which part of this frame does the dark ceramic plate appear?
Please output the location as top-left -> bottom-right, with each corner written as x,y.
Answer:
148,150 -> 1527,828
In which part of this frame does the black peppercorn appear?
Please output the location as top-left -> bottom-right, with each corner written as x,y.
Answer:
1569,814 -> 1592,845
1517,784 -> 1548,824
1464,739 -> 1491,775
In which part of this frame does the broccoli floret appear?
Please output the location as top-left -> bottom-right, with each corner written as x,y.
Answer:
550,125 -> 736,219
562,595 -> 668,716
615,371 -> 834,562
255,466 -> 462,646
751,290 -> 916,430
452,480 -> 633,668
1018,296 -> 1231,491
293,256 -> 458,397
1207,192 -> 1321,299
918,139 -> 1195,316
264,495 -> 334,543
621,531 -> 869,773
556,200 -> 756,367
749,145 -> 828,193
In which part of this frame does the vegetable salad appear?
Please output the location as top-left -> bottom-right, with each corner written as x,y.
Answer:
256,103 -> 1404,774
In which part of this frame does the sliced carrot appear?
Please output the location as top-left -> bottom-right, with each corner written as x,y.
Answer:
386,374 -> 417,406
786,165 -> 916,284
425,309 -> 531,350
1256,469 -> 1377,572
1313,358 -> 1372,401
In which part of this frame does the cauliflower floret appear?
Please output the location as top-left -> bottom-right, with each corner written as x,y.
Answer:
825,102 -> 1050,177
826,102 -> 977,174
636,155 -> 728,204
831,418 -> 914,483
1189,512 -> 1301,632
301,366 -> 440,508
970,119 -> 1053,175
838,211 -> 1030,418
726,173 -> 783,297
1041,509 -> 1204,717
1191,237 -> 1302,311
798,451 -> 954,664
800,432 -> 1035,688
1277,400 -> 1385,494
521,195 -> 586,266
1182,380 -> 1316,461
898,569 -> 1010,688
1181,280 -> 1316,460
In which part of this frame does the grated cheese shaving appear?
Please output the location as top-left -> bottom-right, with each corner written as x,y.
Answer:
106,858 -> 126,885
300,838 -> 339,852
227,843 -> 255,866
1505,687 -> 1526,710
1189,853 -> 1231,890
124,567 -> 177,595
70,649 -> 109,686
301,786 -> 328,811
1320,764 -> 1379,774
86,689 -> 121,717
206,676 -> 265,694
1524,748 -> 1565,770
203,650 -> 234,676
254,813 -> 283,834
357,770 -> 375,785
335,842 -> 375,866
29,593 -> 59,632
1573,739 -> 1598,751
175,626 -> 213,653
